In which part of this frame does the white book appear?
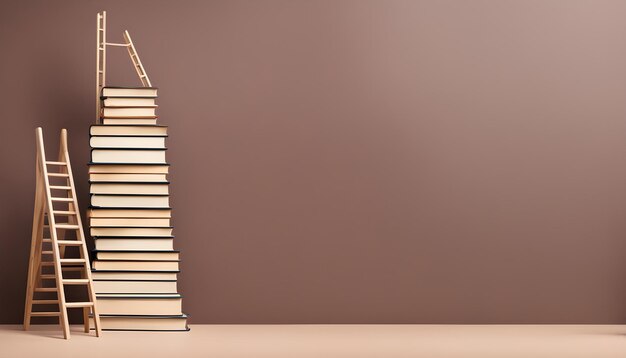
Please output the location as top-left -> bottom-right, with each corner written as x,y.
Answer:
102,107 -> 157,118
91,271 -> 177,280
94,251 -> 179,260
90,227 -> 173,237
90,136 -> 166,149
91,149 -> 166,164
90,174 -> 168,182
92,260 -> 179,271
87,208 -> 172,218
90,315 -> 188,331
90,183 -> 169,195
90,218 -> 171,227
93,280 -> 178,294
94,238 -> 174,251
96,294 -> 182,315
89,164 -> 169,174
90,125 -> 167,136
103,97 -> 157,107
102,87 -> 157,97
91,195 -> 169,208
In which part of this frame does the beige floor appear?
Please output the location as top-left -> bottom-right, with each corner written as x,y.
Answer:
1,324 -> 626,357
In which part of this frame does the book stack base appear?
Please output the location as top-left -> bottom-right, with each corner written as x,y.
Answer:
89,87 -> 188,331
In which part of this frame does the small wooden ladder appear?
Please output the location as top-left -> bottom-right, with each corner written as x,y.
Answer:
23,128 -> 101,339
96,11 -> 152,122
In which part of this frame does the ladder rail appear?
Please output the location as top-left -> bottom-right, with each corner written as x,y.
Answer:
59,129 -> 101,336
123,30 -> 152,87
34,128 -> 71,339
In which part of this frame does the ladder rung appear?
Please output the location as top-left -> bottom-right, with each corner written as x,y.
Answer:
47,173 -> 69,177
34,287 -> 58,292
45,161 -> 67,165
30,312 -> 60,317
32,300 -> 59,305
56,240 -> 84,246
40,274 -> 57,279
40,262 -> 55,266
50,186 -> 71,190
59,259 -> 86,264
65,302 -> 94,308
55,224 -> 80,230
41,251 -> 53,255
52,211 -> 76,215
62,279 -> 89,285
51,197 -> 73,202
59,267 -> 84,272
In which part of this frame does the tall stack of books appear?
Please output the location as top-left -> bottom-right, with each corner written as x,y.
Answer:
88,87 -> 188,331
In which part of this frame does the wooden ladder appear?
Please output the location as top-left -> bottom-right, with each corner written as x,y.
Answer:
23,128 -> 101,339
96,10 -> 152,122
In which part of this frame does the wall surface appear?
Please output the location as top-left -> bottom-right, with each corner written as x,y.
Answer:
3,0 -> 626,324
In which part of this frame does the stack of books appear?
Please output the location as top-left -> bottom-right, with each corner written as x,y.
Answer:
89,87 -> 188,331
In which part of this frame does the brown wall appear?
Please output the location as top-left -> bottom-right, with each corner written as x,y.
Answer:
2,0 -> 626,324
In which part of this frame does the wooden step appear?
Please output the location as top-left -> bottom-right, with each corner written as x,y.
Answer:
43,239 -> 84,245
45,161 -> 67,166
59,259 -> 86,264
65,302 -> 94,308
59,267 -> 84,272
41,251 -> 54,255
40,274 -> 57,279
55,224 -> 80,230
52,211 -> 76,215
32,300 -> 59,305
50,197 -> 73,202
47,173 -> 69,177
50,186 -> 71,190
62,279 -> 89,285
34,287 -> 58,292
30,312 -> 60,317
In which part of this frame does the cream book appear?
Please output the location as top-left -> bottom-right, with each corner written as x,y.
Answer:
90,217 -> 171,227
94,251 -> 179,261
90,136 -> 166,149
90,125 -> 167,136
102,87 -> 158,97
90,314 -> 188,331
102,118 -> 158,125
92,260 -> 179,271
90,183 -> 169,195
89,164 -> 169,174
87,208 -> 172,218
93,280 -> 178,294
91,149 -> 166,164
103,97 -> 157,107
90,174 -> 168,182
102,107 -> 157,118
90,227 -> 173,237
91,271 -> 177,280
94,238 -> 174,251
95,293 -> 182,315
91,194 -> 169,208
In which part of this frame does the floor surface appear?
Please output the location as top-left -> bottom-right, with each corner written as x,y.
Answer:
2,324 -> 626,357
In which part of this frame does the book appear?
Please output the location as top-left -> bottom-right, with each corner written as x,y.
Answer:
94,238 -> 174,251
90,217 -> 171,227
91,194 -> 169,208
91,271 -> 177,280
87,208 -> 172,218
103,97 -> 157,107
102,118 -> 158,125
102,87 -> 158,97
92,260 -> 179,271
90,183 -> 169,195
94,251 -> 180,261
90,136 -> 166,149
95,293 -> 182,315
91,149 -> 166,164
102,107 -> 157,118
93,280 -> 178,294
90,174 -> 168,182
90,314 -> 188,331
90,125 -> 167,136
89,164 -> 169,174
90,227 -> 173,237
